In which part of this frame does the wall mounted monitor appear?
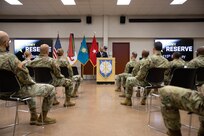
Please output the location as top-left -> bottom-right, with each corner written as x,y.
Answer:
155,38 -> 193,61
14,39 -> 53,61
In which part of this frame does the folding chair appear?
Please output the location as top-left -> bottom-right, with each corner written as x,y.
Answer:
72,66 -> 79,76
60,66 -> 70,78
133,68 -> 166,110
0,69 -> 31,136
32,67 -> 53,125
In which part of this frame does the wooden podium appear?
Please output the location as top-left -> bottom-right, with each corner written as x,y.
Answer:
96,58 -> 115,84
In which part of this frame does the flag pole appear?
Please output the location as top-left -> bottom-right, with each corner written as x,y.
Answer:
93,65 -> 95,79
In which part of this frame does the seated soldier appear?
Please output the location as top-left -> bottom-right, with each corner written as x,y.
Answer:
22,50 -> 32,65
121,42 -> 169,106
0,31 -> 56,125
115,52 -> 138,93
28,44 -> 75,107
164,52 -> 185,85
56,48 -> 82,98
159,85 -> 204,136
120,50 -> 149,97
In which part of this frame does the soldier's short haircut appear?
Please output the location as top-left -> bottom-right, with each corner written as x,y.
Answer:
142,50 -> 149,58
24,51 -> 32,58
132,52 -> 137,58
154,42 -> 163,51
0,31 -> 9,46
57,48 -> 64,56
40,44 -> 49,55
173,52 -> 182,59
197,46 -> 204,56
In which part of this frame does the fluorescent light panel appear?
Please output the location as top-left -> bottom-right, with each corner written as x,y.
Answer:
61,0 -> 76,5
117,0 -> 131,5
4,0 -> 22,5
170,0 -> 187,5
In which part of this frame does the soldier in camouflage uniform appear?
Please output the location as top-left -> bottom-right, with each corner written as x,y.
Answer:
115,52 -> 138,93
120,50 -> 149,98
22,51 -> 32,65
187,47 -> 204,68
29,44 -> 75,107
56,48 -> 82,98
121,42 -> 169,106
160,46 -> 204,136
0,31 -> 56,125
159,85 -> 204,136
164,52 -> 185,85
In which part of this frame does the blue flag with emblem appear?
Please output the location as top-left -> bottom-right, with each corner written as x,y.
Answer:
77,36 -> 89,65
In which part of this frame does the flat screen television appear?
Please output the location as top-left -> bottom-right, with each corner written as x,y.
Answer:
154,38 -> 194,61
14,39 -> 53,61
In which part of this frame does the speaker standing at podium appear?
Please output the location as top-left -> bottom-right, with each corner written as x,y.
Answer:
96,46 -> 108,58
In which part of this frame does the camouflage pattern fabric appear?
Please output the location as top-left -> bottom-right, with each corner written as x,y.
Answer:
0,51 -> 55,112
29,55 -> 73,97
164,58 -> 186,85
159,85 -> 204,131
187,55 -> 204,68
125,52 -> 169,99
115,59 -> 138,90
56,56 -> 82,91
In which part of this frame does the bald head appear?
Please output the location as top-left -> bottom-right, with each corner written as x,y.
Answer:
40,44 -> 49,55
142,50 -> 149,58
197,46 -> 204,56
0,31 -> 9,47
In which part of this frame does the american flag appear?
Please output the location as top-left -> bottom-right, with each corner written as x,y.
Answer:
53,34 -> 62,59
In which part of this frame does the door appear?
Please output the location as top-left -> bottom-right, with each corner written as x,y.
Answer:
112,42 -> 130,74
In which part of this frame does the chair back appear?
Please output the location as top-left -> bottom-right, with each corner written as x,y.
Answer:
196,67 -> 204,86
60,66 -> 69,78
145,67 -> 167,85
72,66 -> 79,75
128,67 -> 134,74
26,66 -> 34,77
33,67 -> 52,84
170,68 -> 196,90
0,69 -> 20,93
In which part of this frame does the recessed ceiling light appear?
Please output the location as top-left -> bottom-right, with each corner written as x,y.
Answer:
170,0 -> 187,5
61,0 -> 76,5
117,0 -> 131,5
4,0 -> 23,5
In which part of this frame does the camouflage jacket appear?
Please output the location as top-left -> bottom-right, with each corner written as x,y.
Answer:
131,61 -> 140,76
56,56 -> 73,78
28,54 -> 64,80
0,51 -> 35,86
124,59 -> 137,73
136,52 -> 169,81
169,58 -> 185,68
187,55 -> 204,68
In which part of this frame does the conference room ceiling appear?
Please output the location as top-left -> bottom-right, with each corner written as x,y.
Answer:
0,0 -> 204,17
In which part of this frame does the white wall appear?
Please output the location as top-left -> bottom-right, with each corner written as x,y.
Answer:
1,15 -> 204,74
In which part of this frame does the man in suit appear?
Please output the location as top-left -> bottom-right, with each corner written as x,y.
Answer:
96,46 -> 108,58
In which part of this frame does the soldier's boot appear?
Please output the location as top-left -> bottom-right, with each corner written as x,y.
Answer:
36,111 -> 56,126
52,96 -> 60,105
64,96 -> 75,107
136,90 -> 140,97
71,89 -> 78,98
167,129 -> 182,136
140,99 -> 146,105
115,87 -> 121,92
119,93 -> 126,97
30,112 -> 38,125
121,98 -> 132,106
